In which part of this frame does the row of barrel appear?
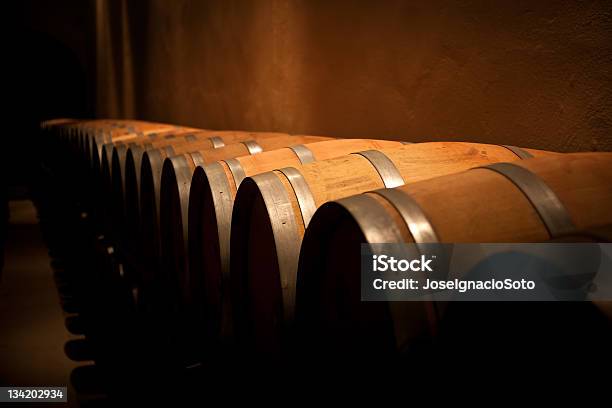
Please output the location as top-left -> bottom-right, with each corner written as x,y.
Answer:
40,118 -> 612,364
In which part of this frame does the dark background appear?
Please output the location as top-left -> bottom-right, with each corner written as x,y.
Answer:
11,0 -> 612,157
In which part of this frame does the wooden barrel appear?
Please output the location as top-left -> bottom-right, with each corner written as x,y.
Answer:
121,132 -> 296,263
66,119 -> 119,140
109,131 -> 290,255
86,121 -> 175,163
109,131 -> 292,219
40,118 -> 80,139
40,119 -> 83,164
228,142 -> 558,354
61,119 -> 120,162
59,119 -> 112,158
94,129 -> 208,241
49,119 -> 144,187
91,125 -> 196,175
104,130 -> 213,202
123,132 -> 293,218
180,138 -> 406,349
102,130 -> 205,188
70,120 -> 167,165
134,134 -> 330,312
41,118 -> 79,129
295,152 -> 612,358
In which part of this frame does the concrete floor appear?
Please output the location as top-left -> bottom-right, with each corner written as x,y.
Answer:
0,200 -> 80,406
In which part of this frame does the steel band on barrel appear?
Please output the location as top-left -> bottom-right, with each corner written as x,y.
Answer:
224,158 -> 247,188
202,163 -> 235,281
277,167 -> 317,228
209,136 -> 225,148
102,144 -> 115,175
337,191 -> 441,344
354,150 -> 405,188
289,145 -> 316,164
170,156 -> 194,255
243,140 -> 263,155
190,152 -> 206,168
479,162 -> 575,237
501,145 -> 534,160
251,172 -> 302,321
371,188 -> 439,244
336,194 -> 406,244
145,149 -> 165,223
164,145 -> 176,157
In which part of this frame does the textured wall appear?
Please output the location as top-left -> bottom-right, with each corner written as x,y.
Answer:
95,0 -> 612,151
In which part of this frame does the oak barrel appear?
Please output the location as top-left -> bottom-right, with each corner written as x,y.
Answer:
110,131 -> 292,230
295,152 -> 612,358
135,134 -> 329,313
182,138 -> 407,350
110,131 -> 293,274
229,142 -> 557,353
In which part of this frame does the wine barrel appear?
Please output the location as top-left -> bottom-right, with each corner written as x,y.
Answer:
91,125 -> 196,176
62,119 -> 120,163
101,126 -> 220,175
296,152 -> 612,358
70,119 -> 163,165
180,138 -> 407,349
41,118 -> 79,128
67,118 -> 118,140
94,129 -> 207,240
124,132 -> 292,221
40,118 -> 80,137
110,131 -> 292,225
135,134 -> 330,312
60,120 -> 92,151
86,120 -> 174,162
229,142 -> 558,354
61,119 -> 113,158
102,129 -> 205,191
104,130 -> 215,198
122,132 -> 295,265
40,119 -> 82,164
109,131 -> 290,257
54,119 -> 147,190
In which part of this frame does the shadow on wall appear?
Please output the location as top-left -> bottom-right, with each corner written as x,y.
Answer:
8,0 -> 92,194
95,0 -> 612,151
